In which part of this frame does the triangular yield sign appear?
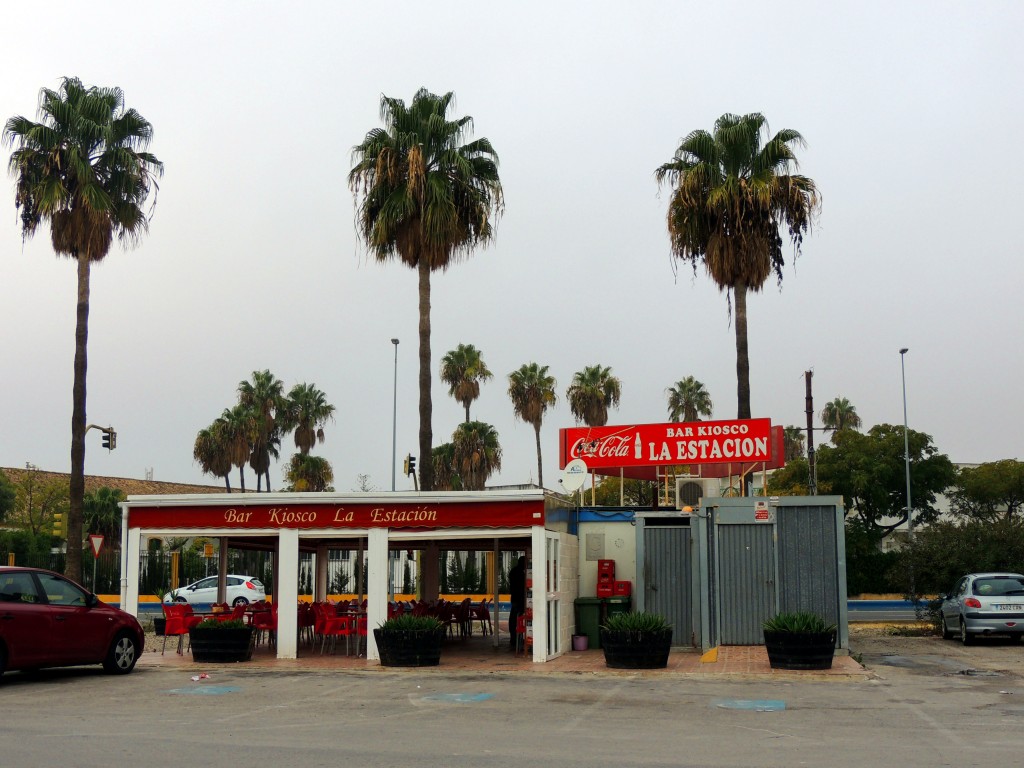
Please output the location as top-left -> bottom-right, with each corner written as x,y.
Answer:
88,534 -> 104,558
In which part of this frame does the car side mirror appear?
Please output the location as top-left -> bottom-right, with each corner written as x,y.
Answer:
86,593 -> 99,608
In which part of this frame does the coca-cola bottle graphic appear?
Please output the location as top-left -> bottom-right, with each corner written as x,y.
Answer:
634,432 -> 642,460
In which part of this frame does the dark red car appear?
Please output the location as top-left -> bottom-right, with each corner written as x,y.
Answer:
0,566 -> 144,678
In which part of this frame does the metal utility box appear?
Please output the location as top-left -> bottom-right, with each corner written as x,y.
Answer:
635,496 -> 848,653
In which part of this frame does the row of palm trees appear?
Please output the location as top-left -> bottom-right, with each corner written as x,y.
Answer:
349,89 -> 818,490
435,344 -> 725,489
192,370 -> 336,492
5,78 -> 818,576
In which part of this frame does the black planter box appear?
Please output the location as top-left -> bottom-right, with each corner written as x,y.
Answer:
189,626 -> 256,663
599,628 -> 673,669
373,627 -> 445,667
763,629 -> 836,670
153,617 -> 166,636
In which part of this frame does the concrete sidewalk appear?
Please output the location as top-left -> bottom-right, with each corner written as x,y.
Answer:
138,633 -> 870,680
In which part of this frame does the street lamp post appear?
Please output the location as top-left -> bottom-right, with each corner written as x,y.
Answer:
391,338 -> 399,492
899,348 -> 912,539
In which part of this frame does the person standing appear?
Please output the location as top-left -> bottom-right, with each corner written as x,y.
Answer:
508,556 -> 527,650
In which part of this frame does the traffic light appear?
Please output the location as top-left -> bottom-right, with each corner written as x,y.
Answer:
52,512 -> 66,538
102,428 -> 117,450
403,454 -> 416,476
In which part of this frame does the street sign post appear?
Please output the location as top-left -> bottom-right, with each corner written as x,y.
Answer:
89,534 -> 105,594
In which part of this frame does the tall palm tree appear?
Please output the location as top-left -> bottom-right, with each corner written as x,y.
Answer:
238,369 -> 285,491
216,405 -> 255,492
783,426 -> 806,462
285,382 -> 335,455
440,343 -> 492,422
656,113 -> 819,420
4,77 -> 162,580
193,425 -> 233,491
566,365 -> 622,427
452,421 -> 502,491
508,363 -> 557,487
666,376 -> 714,422
284,454 -> 334,492
349,88 -> 503,491
821,397 -> 862,440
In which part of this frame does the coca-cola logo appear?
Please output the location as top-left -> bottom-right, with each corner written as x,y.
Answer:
571,434 -> 640,459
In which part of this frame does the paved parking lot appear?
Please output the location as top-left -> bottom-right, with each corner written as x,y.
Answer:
2,626 -> 1022,768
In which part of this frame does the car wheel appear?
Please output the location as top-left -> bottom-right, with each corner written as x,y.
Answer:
103,632 -> 140,674
960,620 -> 975,646
939,616 -> 954,640
232,597 -> 250,607
175,596 -> 188,603
0,644 -> 6,680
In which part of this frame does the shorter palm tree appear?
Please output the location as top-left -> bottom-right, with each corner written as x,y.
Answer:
508,363 -> 558,487
452,421 -> 503,491
193,425 -> 233,491
238,370 -> 286,492
441,344 -> 493,423
821,397 -> 862,441
216,404 -> 256,492
285,454 -> 334,492
666,376 -> 713,422
783,426 -> 806,461
285,382 -> 335,455
567,365 -> 622,427
431,443 -> 461,491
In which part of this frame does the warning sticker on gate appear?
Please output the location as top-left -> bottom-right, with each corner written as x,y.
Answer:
754,501 -> 773,522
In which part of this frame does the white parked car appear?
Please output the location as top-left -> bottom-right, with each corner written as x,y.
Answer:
164,575 -> 265,606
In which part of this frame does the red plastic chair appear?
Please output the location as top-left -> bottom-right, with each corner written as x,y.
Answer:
162,603 -> 201,655
252,602 -> 278,646
472,599 -> 493,636
314,602 -> 354,655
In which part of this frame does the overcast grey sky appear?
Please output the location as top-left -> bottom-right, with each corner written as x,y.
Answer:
2,1 -> 1021,492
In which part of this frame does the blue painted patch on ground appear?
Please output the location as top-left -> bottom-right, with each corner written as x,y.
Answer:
421,693 -> 494,703
715,699 -> 786,711
167,686 -> 241,695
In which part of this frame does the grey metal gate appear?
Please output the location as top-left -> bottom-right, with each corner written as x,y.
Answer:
716,523 -> 775,645
643,525 -> 693,647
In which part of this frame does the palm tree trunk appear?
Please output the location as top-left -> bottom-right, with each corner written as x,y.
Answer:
418,257 -> 434,491
66,255 -> 90,582
464,403 -> 471,423
533,422 -> 544,488
734,281 -> 751,420
238,466 -> 246,492
223,474 -> 231,492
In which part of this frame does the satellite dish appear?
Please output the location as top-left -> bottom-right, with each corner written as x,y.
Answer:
560,458 -> 588,492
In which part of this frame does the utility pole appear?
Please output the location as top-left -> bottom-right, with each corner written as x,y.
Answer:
805,370 -> 817,495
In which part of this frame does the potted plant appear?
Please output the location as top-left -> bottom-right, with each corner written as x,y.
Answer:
373,614 -> 446,667
188,618 -> 257,663
599,611 -> 673,669
762,611 -> 837,670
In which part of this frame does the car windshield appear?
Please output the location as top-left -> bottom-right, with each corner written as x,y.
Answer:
973,577 -> 1024,597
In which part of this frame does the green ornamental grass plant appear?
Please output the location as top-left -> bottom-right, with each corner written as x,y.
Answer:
195,618 -> 248,630
377,614 -> 444,632
601,611 -> 671,633
762,611 -> 836,634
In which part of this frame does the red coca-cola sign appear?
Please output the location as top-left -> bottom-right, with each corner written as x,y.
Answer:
559,418 -> 773,470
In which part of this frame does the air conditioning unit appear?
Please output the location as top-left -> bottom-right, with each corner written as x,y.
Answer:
675,477 -> 725,509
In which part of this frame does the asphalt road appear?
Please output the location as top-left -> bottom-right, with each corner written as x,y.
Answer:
1,632 -> 1022,768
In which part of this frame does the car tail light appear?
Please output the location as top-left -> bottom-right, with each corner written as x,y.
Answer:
964,598 -> 982,608
245,581 -> 260,591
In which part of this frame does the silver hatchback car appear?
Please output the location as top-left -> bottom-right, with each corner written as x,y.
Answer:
940,572 -> 1024,645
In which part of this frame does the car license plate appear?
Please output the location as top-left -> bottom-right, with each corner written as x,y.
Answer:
994,604 -> 1020,611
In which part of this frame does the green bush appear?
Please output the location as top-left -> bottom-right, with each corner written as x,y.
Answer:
762,611 -> 836,634
194,618 -> 247,630
377,614 -> 444,633
600,611 -> 671,633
